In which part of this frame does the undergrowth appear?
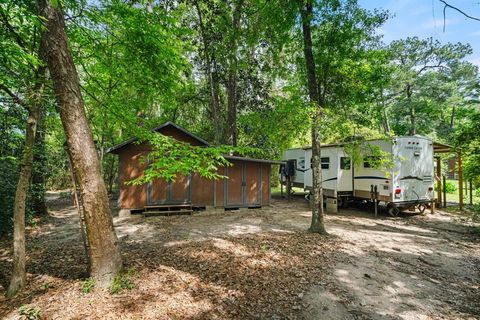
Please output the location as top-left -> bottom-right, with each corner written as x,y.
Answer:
110,267 -> 138,294
82,277 -> 95,293
18,305 -> 42,320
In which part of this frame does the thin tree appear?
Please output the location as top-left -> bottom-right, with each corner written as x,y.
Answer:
37,0 -> 122,286
1,55 -> 47,298
299,0 -> 327,234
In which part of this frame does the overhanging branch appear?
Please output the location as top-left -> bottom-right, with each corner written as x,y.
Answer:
0,83 -> 27,108
440,0 -> 480,32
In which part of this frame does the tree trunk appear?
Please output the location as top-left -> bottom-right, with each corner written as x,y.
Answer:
407,84 -> 416,135
300,0 -> 327,234
37,0 -> 122,287
226,0 -> 244,146
379,88 -> 390,134
31,104 -> 48,216
194,1 -> 223,144
6,63 -> 46,298
449,105 -> 456,130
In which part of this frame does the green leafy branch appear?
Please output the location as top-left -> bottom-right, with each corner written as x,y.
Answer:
127,131 -> 260,185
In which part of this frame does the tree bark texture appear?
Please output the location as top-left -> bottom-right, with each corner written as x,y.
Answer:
194,1 -> 223,144
31,104 -> 48,216
6,62 -> 46,298
407,84 -> 416,135
300,0 -> 327,234
37,0 -> 122,286
226,0 -> 244,146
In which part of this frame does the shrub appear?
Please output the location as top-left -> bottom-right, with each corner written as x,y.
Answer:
18,305 -> 42,320
444,181 -> 458,194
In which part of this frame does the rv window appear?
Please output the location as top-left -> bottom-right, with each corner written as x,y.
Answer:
340,157 -> 351,170
298,157 -> 305,170
321,157 -> 329,169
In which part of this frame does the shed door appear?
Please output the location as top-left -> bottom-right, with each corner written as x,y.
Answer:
225,162 -> 262,207
225,162 -> 244,207
147,175 -> 191,205
149,178 -> 169,204
245,163 -> 261,206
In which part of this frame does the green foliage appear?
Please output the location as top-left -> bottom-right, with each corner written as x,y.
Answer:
81,277 -> 95,294
453,110 -> 480,185
387,36 -> 476,137
444,181 -> 458,194
0,156 -> 18,235
110,267 -> 137,294
18,305 -> 42,320
343,138 -> 394,173
129,131 -> 260,185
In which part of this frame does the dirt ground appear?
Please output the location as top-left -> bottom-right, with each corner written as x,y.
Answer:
0,196 -> 479,319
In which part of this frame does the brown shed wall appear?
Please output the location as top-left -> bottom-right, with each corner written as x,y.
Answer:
191,173 -> 215,206
262,164 -> 271,206
118,142 -> 149,209
116,126 -> 273,209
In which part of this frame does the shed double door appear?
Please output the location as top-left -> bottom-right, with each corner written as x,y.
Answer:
225,162 -> 262,207
147,175 -> 191,205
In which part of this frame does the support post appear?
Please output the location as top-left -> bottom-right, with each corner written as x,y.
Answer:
374,185 -> 378,218
458,151 -> 463,210
286,175 -> 291,202
431,199 -> 435,214
436,157 -> 442,208
280,173 -> 284,198
470,180 -> 473,205
442,175 -> 447,208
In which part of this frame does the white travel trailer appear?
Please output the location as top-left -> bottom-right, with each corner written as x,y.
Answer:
283,136 -> 435,215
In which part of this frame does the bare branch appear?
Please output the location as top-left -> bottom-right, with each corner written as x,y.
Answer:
440,0 -> 480,32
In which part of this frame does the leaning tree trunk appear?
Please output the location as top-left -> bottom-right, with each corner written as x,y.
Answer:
37,0 -> 122,287
300,0 -> 327,234
6,63 -> 45,298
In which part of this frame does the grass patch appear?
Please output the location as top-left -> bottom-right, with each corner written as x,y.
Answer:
110,267 -> 138,294
81,277 -> 95,294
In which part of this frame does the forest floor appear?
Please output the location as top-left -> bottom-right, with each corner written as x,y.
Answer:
0,194 -> 479,319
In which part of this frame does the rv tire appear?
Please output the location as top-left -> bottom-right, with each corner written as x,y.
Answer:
337,196 -> 348,208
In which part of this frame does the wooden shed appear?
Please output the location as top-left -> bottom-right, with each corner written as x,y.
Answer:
107,122 -> 280,215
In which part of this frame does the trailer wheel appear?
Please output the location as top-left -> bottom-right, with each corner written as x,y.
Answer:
337,196 -> 348,208
417,204 -> 427,214
388,206 -> 400,217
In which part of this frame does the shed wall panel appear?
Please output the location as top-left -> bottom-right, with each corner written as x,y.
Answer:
225,161 -> 243,206
119,146 -> 148,209
245,163 -> 261,205
215,167 -> 225,207
262,165 -> 270,206
191,173 -> 214,206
